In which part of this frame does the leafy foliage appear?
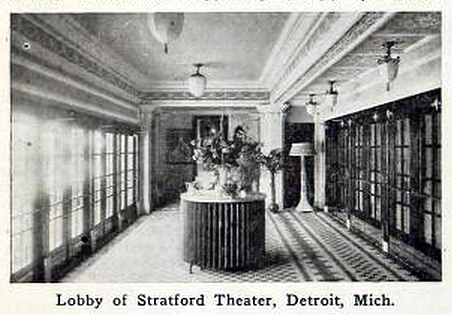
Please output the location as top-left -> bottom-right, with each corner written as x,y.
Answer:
259,148 -> 284,174
191,126 -> 262,171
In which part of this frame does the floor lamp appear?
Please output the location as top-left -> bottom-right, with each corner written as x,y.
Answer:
289,142 -> 315,212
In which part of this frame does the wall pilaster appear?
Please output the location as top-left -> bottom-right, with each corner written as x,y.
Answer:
258,104 -> 289,209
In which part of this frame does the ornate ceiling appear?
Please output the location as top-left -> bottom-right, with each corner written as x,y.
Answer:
12,12 -> 441,109
70,13 -> 289,91
291,12 -> 441,105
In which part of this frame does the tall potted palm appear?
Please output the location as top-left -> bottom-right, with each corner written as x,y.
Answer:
260,148 -> 284,212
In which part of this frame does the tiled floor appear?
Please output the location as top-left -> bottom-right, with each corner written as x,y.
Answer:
63,203 -> 419,282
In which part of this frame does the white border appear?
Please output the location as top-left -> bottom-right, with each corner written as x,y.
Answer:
1,1 -> 451,315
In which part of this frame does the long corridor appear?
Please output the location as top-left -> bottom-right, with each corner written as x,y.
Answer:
63,204 -> 419,282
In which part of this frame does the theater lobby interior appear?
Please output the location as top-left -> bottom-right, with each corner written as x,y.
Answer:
10,12 -> 442,282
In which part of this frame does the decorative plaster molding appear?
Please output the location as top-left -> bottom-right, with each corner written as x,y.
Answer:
11,15 -> 141,98
12,82 -> 139,125
140,90 -> 270,102
256,104 -> 287,115
144,80 -> 263,92
269,13 -> 353,99
268,13 -> 333,91
12,52 -> 139,112
148,106 -> 260,116
322,50 -> 440,121
273,12 -> 395,104
140,101 -> 266,112
259,13 -> 323,89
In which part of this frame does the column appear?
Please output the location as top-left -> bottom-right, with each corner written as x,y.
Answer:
314,117 -> 326,211
138,110 -> 154,215
258,103 -> 289,209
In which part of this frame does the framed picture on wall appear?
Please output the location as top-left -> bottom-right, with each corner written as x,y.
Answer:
165,128 -> 194,164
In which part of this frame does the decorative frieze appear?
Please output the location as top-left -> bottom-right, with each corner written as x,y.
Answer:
273,12 -> 394,104
11,15 -> 141,98
140,90 -> 270,102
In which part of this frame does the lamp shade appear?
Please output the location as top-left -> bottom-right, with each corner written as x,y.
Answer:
188,66 -> 207,97
148,13 -> 184,53
289,142 -> 315,156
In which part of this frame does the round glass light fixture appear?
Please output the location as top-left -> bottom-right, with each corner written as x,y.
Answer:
148,13 -> 184,54
377,41 -> 400,91
188,64 -> 207,98
305,94 -> 318,116
325,80 -> 339,111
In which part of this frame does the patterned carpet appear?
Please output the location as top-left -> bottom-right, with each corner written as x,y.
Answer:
63,203 -> 419,282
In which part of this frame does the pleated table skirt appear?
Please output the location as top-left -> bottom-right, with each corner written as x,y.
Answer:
182,198 -> 265,270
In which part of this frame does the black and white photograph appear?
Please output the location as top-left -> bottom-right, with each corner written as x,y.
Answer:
8,10 -> 443,285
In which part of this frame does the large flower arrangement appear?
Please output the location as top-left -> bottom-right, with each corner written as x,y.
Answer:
191,126 -> 263,193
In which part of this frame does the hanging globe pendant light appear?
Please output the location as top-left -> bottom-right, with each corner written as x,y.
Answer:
148,13 -> 184,54
188,64 -> 207,98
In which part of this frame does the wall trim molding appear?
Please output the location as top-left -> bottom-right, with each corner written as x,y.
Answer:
321,35 -> 441,121
140,100 -> 266,111
11,14 -> 142,98
12,83 -> 139,124
12,52 -> 139,113
271,12 -> 395,105
140,90 -> 269,102
259,12 -> 322,89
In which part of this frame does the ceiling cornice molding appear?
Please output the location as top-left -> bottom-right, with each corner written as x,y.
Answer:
272,12 -> 397,105
327,36 -> 441,119
140,102 -> 265,113
12,51 -> 139,113
259,12 -> 326,89
143,80 -> 265,92
62,15 -> 151,87
291,32 -> 441,112
11,31 -> 140,105
270,12 -> 369,104
11,14 -> 142,98
147,106 -> 260,115
12,83 -> 139,125
140,90 -> 270,102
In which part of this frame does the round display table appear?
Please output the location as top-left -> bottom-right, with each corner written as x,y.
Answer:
181,192 -> 266,271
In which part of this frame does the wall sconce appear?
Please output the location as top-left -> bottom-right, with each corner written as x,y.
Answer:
377,41 -> 400,92
325,80 -> 339,111
306,94 -> 318,116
